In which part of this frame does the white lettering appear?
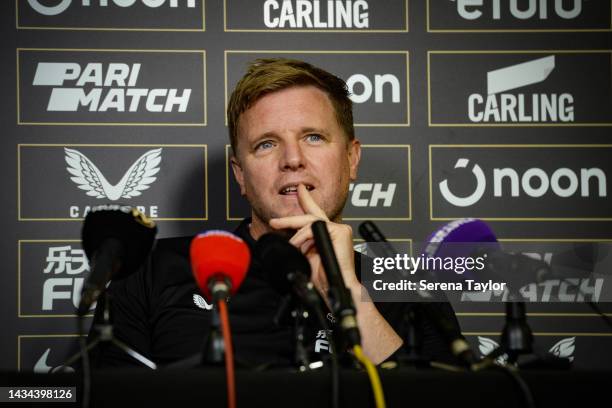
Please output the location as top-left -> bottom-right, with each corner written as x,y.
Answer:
468,93 -> 575,123
455,0 -> 583,20
347,73 -> 400,104
262,0 -> 369,29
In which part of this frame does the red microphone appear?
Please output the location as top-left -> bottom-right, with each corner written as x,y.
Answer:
190,230 -> 251,302
190,231 -> 250,408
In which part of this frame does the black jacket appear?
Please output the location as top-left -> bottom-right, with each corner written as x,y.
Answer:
88,219 -> 462,368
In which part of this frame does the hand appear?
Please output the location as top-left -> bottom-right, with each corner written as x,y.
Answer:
269,184 -> 359,299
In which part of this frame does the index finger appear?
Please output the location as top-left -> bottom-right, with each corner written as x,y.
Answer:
298,184 -> 329,221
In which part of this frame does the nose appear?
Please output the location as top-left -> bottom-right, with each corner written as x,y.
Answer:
280,139 -> 305,171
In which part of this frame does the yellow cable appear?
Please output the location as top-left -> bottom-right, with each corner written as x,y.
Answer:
352,345 -> 386,408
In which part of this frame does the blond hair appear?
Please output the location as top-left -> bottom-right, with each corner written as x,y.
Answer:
227,58 -> 354,155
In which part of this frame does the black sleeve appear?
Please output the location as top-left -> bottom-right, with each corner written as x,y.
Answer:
355,252 -> 464,365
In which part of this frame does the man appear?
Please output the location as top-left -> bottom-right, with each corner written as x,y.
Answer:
89,59 -> 460,367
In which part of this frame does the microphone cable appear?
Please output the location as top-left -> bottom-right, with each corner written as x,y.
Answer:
217,300 -> 236,408
352,345 -> 386,408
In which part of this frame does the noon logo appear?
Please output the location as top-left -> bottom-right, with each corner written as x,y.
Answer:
439,157 -> 606,207
26,0 -> 197,16
226,51 -> 409,126
18,0 -> 204,31
430,146 -> 612,220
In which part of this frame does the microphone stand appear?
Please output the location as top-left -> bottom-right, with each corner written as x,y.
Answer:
61,293 -> 157,370
292,306 -> 312,371
163,306 -> 227,369
398,305 -> 430,368
204,306 -> 225,364
482,257 -> 570,369
272,294 -> 313,371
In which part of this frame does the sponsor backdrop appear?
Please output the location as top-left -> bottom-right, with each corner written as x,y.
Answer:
1,0 -> 611,371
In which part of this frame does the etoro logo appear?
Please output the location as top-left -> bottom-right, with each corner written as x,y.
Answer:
454,0 -> 584,21
439,157 -> 607,207
26,0 -> 196,16
33,62 -> 191,113
469,55 -> 575,123
65,148 -> 162,201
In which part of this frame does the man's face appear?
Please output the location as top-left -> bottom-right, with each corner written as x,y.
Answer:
231,85 -> 360,232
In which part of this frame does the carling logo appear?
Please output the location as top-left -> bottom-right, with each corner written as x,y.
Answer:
430,145 -> 611,220
469,56 -> 574,123
65,148 -> 162,201
428,51 -> 612,126
18,49 -> 206,125
224,0 -> 407,32
18,0 -> 203,31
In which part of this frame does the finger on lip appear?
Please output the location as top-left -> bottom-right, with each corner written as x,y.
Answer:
297,184 -> 328,220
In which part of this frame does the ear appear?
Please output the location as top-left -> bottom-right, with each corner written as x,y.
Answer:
348,139 -> 361,181
230,155 -> 246,196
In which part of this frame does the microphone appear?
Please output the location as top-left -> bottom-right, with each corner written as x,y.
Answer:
190,230 -> 250,303
423,218 -> 552,290
78,205 -> 157,316
311,221 -> 361,348
358,220 -> 476,365
256,233 -> 322,310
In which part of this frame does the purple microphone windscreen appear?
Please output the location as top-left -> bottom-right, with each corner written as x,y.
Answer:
422,218 -> 500,280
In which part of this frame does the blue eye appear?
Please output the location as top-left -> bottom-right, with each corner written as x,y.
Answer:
255,140 -> 274,151
306,134 -> 323,143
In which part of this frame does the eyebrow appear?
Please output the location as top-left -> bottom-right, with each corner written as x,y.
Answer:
253,127 -> 329,140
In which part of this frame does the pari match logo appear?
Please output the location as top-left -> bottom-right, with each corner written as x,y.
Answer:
18,144 -> 208,221
224,0 -> 408,32
226,51 -> 410,126
17,48 -> 206,125
17,0 -> 205,31
429,145 -> 611,221
427,0 -> 611,32
428,51 -> 612,126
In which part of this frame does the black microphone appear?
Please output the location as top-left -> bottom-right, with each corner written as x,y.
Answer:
359,220 -> 476,365
311,221 -> 361,348
256,233 -> 322,310
78,205 -> 157,316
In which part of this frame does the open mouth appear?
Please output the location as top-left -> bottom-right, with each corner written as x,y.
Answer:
279,184 -> 315,195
